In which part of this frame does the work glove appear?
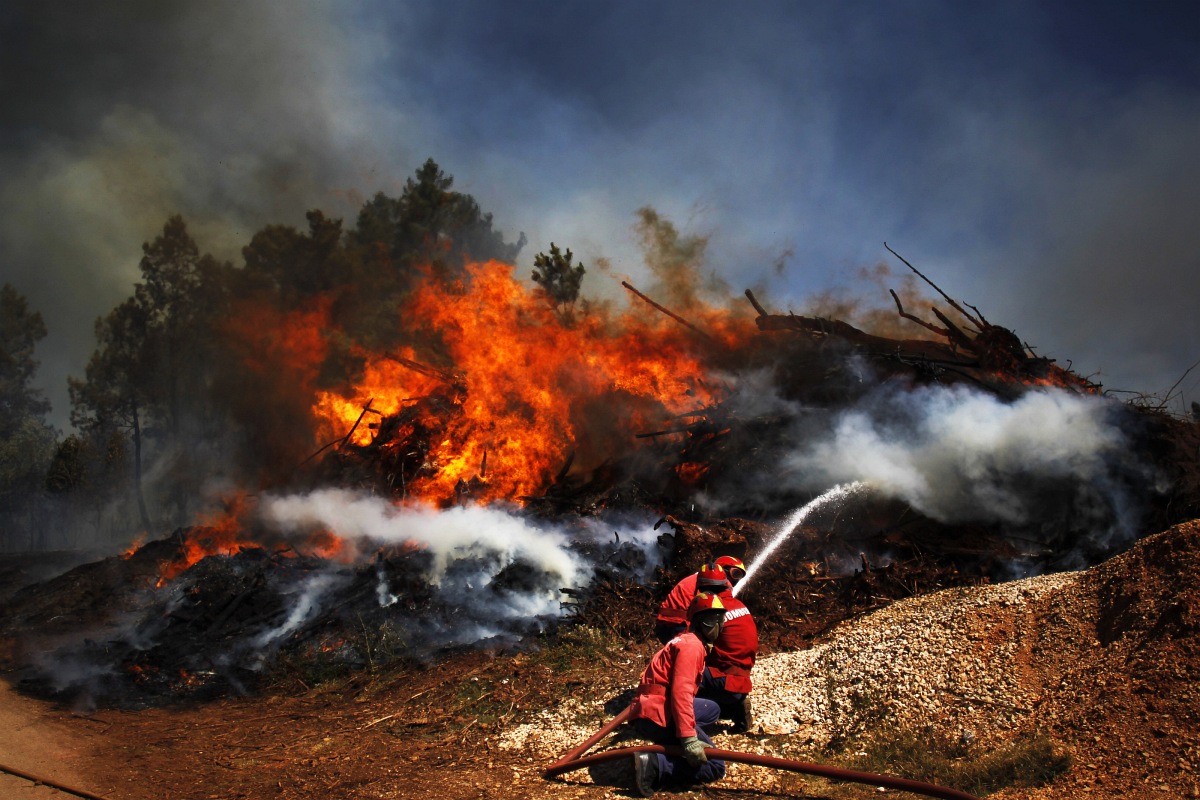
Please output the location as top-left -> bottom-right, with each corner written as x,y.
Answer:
680,735 -> 707,768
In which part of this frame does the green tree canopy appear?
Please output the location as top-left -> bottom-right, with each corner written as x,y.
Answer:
0,285 -> 56,516
531,243 -> 586,318
242,210 -> 351,303
70,216 -> 232,438
70,296 -> 150,433
0,283 -> 52,436
351,158 -> 526,279
69,216 -> 235,531
68,294 -> 153,529
138,215 -> 235,437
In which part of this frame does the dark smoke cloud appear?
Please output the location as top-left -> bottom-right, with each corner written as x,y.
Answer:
0,1 -> 406,427
3,1 -> 1198,432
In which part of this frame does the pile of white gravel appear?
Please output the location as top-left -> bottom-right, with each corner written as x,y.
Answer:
500,569 -> 1086,762
747,570 -> 1084,749
500,523 -> 1200,798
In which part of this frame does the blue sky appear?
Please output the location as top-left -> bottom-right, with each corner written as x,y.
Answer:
2,0 -> 1198,428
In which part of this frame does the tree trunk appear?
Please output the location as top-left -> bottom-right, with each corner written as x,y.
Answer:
130,397 -> 153,533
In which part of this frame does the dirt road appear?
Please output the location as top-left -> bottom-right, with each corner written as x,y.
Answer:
0,680 -> 113,798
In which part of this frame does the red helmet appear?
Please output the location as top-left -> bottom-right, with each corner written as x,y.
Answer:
695,562 -> 729,592
687,591 -> 726,621
715,555 -> 746,583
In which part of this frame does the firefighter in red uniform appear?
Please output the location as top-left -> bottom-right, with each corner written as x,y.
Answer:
698,556 -> 757,732
654,562 -> 731,644
628,592 -> 728,797
654,557 -> 758,732
713,555 -> 747,586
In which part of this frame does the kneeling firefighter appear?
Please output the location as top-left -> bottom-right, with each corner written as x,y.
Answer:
699,556 -> 757,733
653,561 -> 731,644
627,591 -> 728,797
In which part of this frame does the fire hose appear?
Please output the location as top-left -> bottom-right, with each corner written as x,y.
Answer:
543,706 -> 982,800
0,761 -> 113,800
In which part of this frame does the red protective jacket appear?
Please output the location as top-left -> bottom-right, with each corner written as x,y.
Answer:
629,630 -> 708,737
706,589 -> 758,694
654,573 -> 700,626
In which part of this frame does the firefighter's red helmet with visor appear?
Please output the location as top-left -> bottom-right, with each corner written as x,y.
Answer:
715,555 -> 746,584
695,562 -> 729,592
687,590 -> 726,621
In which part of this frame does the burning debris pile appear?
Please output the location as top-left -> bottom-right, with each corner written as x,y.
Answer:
4,254 -> 1199,711
0,514 -> 651,709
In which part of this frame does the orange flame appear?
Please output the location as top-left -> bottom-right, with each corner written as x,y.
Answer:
314,261 -> 754,504
149,493 -> 359,586
121,534 -> 146,559
156,495 -> 259,585
224,297 -> 331,383
675,462 -> 710,485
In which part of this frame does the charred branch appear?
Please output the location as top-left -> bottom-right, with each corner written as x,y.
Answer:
930,306 -> 977,352
744,288 -> 769,317
553,451 -> 575,483
884,242 -> 985,330
339,399 -> 377,449
883,243 -> 1051,375
890,289 -> 948,338
755,311 -> 969,363
385,353 -> 461,387
621,281 -> 717,345
750,251 -> 1098,396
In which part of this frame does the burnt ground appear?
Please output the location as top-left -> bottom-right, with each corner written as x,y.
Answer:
0,514 -> 1005,800
0,508 -> 997,713
3,397 -> 1200,800
2,518 -> 1200,800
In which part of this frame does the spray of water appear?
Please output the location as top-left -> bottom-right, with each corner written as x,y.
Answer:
733,481 -> 867,597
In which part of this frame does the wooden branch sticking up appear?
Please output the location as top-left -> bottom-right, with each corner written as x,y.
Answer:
884,242 -> 984,332
889,290 -> 947,338
744,289 -> 769,318
339,399 -> 376,449
621,281 -> 717,345
553,451 -> 575,483
884,243 -> 1035,368
929,307 -> 977,353
385,353 -> 460,385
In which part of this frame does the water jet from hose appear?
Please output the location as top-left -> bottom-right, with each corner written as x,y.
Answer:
734,481 -> 868,597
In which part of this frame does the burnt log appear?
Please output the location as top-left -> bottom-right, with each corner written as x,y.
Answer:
753,310 -> 970,364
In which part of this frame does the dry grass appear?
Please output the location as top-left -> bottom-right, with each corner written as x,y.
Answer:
830,725 -> 1072,797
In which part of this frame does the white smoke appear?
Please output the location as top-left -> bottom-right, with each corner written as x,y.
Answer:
375,559 -> 399,607
255,489 -> 590,617
251,571 -> 347,651
784,384 -> 1145,533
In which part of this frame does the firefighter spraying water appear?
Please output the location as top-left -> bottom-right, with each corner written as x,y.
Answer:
543,487 -> 984,800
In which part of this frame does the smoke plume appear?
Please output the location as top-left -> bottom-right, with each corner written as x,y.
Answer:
257,491 -> 588,613
781,381 -> 1155,558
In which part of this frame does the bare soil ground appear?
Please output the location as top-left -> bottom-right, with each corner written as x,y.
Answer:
2,520 -> 1199,800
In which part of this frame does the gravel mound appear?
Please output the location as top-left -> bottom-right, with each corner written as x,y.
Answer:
751,570 -> 1083,747
502,520 -> 1200,799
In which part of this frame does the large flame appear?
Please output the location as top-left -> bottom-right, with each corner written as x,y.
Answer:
314,261 -> 751,504
132,257 -> 1099,582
